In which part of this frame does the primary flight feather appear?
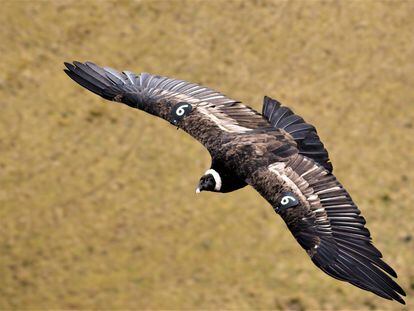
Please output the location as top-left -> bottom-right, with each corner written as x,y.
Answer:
64,61 -> 406,304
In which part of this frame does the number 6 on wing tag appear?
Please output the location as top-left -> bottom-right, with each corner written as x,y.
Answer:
171,102 -> 193,125
275,191 -> 299,212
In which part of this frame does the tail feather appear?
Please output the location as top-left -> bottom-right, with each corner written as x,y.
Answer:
262,96 -> 333,172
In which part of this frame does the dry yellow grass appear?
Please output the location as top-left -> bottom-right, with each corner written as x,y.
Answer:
1,1 -> 413,309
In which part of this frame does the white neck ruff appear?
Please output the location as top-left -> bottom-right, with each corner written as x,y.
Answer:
205,169 -> 222,191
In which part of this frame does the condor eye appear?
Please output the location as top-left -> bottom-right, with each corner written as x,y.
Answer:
171,102 -> 192,124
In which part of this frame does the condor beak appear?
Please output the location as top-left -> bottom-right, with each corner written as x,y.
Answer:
195,187 -> 201,194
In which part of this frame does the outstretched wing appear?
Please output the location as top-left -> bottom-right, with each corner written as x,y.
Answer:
64,61 -> 271,150
248,154 -> 405,304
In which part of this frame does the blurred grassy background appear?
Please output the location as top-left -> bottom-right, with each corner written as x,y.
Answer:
1,0 -> 413,309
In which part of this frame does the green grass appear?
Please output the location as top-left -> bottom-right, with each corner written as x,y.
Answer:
1,1 -> 413,309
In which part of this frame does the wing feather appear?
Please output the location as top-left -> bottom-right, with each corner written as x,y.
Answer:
64,61 -> 271,143
248,154 -> 405,304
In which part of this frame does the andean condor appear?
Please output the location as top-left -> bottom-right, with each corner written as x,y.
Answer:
64,61 -> 406,304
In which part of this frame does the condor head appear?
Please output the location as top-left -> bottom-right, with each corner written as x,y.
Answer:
195,169 -> 222,193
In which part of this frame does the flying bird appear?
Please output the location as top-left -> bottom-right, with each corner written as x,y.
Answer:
64,61 -> 406,304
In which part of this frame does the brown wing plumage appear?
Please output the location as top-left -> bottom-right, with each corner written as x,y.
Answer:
64,61 -> 271,147
248,154 -> 405,304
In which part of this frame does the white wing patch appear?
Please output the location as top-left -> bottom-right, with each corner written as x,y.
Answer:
148,88 -> 254,133
138,74 -> 261,133
197,105 -> 253,133
268,162 -> 306,200
267,158 -> 328,215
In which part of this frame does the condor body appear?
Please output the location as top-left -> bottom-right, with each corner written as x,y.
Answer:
64,61 -> 406,304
